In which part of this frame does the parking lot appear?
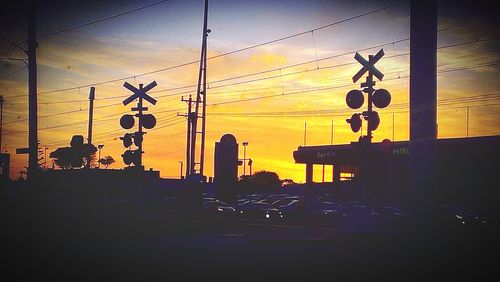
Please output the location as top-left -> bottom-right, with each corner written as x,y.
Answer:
2,192 -> 499,280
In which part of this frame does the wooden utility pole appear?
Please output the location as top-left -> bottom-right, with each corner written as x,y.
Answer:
86,87 -> 95,168
27,0 -> 38,179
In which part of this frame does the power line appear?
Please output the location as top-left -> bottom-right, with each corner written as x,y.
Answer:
2,53 -> 499,125
32,1 -> 410,95
39,0 -> 169,38
7,33 -> 497,107
4,12 -> 492,102
0,65 -> 27,79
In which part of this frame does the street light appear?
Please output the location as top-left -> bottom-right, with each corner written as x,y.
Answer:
97,144 -> 104,168
242,141 -> 248,176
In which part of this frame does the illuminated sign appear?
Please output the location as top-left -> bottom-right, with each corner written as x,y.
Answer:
316,151 -> 336,159
393,147 -> 410,155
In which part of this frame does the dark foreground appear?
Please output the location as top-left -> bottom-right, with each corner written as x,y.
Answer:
2,198 -> 499,281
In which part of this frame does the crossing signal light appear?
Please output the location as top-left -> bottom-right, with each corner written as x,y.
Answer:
346,113 -> 362,133
122,149 -> 141,166
120,133 -> 133,148
372,89 -> 391,109
142,114 -> 156,129
346,90 -> 364,109
120,114 -> 135,129
365,111 -> 380,131
133,132 -> 143,146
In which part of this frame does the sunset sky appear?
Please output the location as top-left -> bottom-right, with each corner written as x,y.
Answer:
1,0 -> 499,182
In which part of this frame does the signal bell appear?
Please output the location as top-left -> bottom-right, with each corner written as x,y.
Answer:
346,113 -> 362,133
346,90 -> 364,109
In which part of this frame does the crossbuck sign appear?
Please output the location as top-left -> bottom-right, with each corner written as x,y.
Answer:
352,49 -> 385,83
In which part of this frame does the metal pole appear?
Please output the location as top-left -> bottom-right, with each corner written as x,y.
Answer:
190,0 -> 209,176
466,106 -> 469,138
409,0 -> 438,209
366,55 -> 374,143
322,164 -> 325,183
44,145 -> 48,168
330,120 -> 334,145
304,122 -> 307,146
97,145 -> 103,168
138,84 -> 143,168
243,144 -> 247,176
0,96 -> 4,151
98,147 -> 102,168
179,161 -> 183,179
392,113 -> 395,141
86,87 -> 95,168
27,0 -> 38,179
200,0 -> 209,175
186,96 -> 192,176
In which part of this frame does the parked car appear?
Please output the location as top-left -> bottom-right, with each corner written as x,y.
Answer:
238,201 -> 283,221
202,200 -> 239,218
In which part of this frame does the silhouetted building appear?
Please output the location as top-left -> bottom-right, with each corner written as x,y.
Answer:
0,153 -> 9,181
214,134 -> 239,202
293,135 -> 500,205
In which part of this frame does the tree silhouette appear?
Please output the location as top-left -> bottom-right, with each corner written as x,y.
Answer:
49,144 -> 97,169
238,170 -> 281,192
99,155 -> 115,169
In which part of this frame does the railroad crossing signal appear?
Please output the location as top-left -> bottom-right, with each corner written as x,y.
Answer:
352,49 -> 385,83
345,49 -> 391,142
120,81 -> 158,168
122,81 -> 158,106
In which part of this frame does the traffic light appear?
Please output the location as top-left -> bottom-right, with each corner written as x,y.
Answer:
346,113 -> 362,133
120,133 -> 133,148
364,111 -> 380,131
346,90 -> 364,109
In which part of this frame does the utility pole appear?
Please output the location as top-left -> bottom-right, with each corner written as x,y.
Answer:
27,0 -> 38,180
179,96 -> 194,177
304,122 -> 307,146
392,113 -> 395,141
330,120 -> 334,145
466,106 -> 469,138
188,0 -> 209,177
0,96 -> 4,151
242,141 -> 248,176
86,87 -> 95,168
409,0 -> 437,208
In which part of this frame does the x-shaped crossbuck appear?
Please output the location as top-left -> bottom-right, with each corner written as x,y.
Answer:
122,81 -> 158,106
352,49 -> 385,83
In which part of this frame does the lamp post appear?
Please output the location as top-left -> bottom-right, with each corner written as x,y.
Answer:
179,161 -> 183,179
242,141 -> 248,176
97,144 -> 104,168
